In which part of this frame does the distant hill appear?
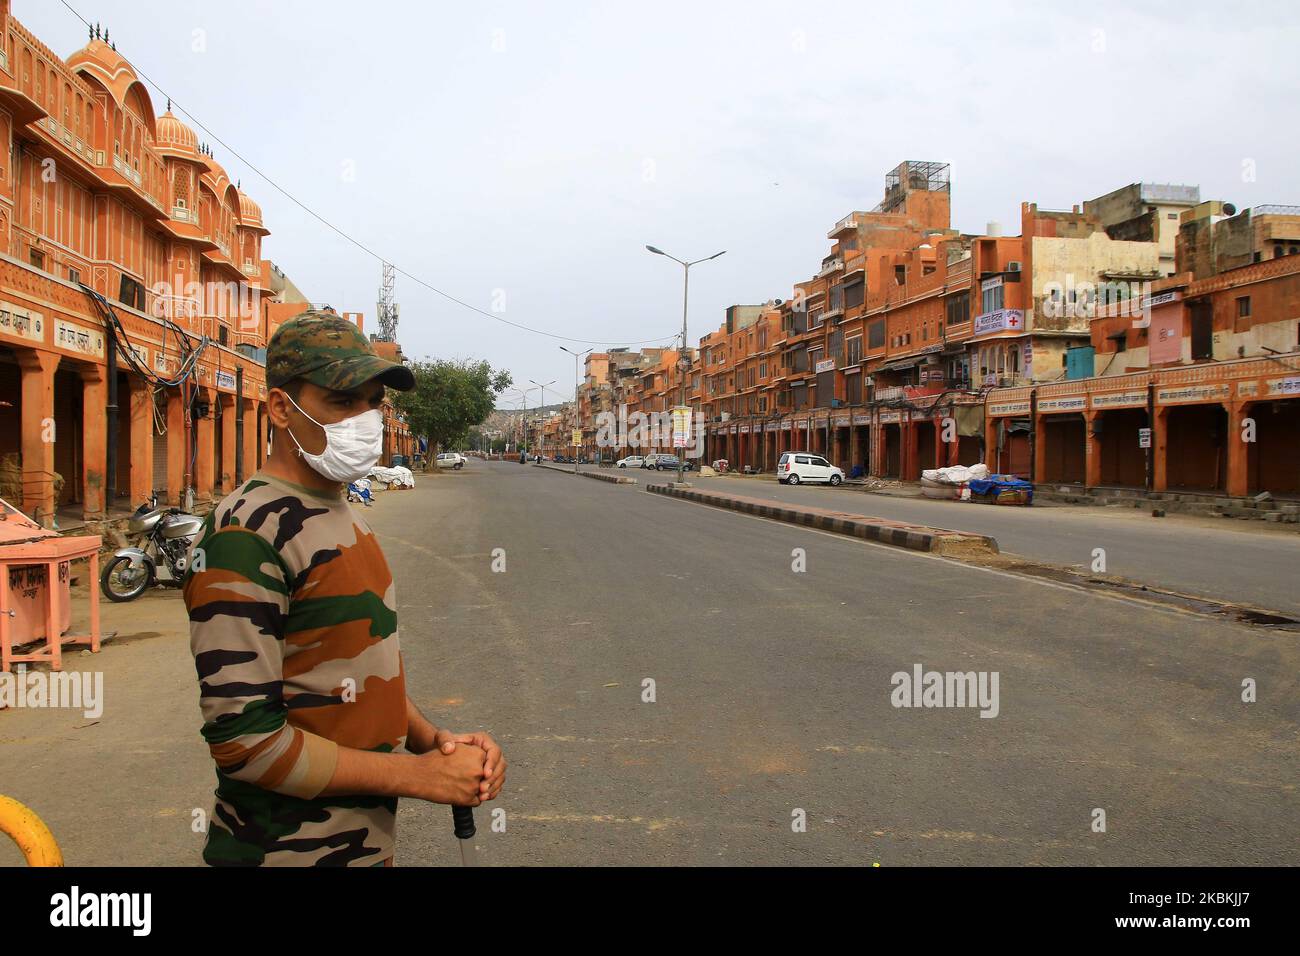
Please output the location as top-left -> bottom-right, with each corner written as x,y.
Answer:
493,402 -> 567,416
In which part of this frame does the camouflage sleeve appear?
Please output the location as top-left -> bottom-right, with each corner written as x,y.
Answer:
183,523 -> 339,799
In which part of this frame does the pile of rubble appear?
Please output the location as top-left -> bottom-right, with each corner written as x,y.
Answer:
862,476 -> 904,491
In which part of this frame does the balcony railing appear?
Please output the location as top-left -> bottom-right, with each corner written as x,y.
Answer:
827,214 -> 860,238
816,257 -> 843,279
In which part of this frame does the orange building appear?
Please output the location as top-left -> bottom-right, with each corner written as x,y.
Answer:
370,336 -> 415,464
681,162 -> 1174,482
572,159 -> 1299,501
986,202 -> 1300,499
0,5 -> 412,526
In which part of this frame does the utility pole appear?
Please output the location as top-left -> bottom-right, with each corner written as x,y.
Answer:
560,347 -> 592,473
646,245 -> 725,484
530,379 -> 555,460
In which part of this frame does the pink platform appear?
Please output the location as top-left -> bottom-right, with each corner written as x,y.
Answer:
0,497 -> 101,673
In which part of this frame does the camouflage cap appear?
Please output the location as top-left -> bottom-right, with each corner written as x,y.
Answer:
266,310 -> 415,392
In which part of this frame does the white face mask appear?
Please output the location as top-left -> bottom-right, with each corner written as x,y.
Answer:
284,393 -> 384,483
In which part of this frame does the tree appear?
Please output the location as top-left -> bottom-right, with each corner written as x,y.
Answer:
395,359 -> 512,463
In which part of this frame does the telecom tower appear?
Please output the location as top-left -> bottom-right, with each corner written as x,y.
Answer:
375,261 -> 399,342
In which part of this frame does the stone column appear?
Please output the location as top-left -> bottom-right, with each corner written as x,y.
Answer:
18,349 -> 60,527
166,388 -> 187,506
220,393 -> 238,493
241,398 -> 259,484
1033,414 -> 1048,484
985,416 -> 1000,474
1152,406 -> 1169,492
128,375 -> 154,505
1225,401 -> 1251,498
195,387 -> 216,502
79,365 -> 108,519
1084,409 -> 1102,489
902,418 -> 915,480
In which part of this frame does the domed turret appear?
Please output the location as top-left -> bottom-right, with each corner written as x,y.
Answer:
238,190 -> 269,235
155,108 -> 199,160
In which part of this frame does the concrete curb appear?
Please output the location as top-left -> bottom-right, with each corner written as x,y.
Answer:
583,470 -> 637,485
533,460 -> 639,481
645,484 -> 999,556
532,462 -> 636,484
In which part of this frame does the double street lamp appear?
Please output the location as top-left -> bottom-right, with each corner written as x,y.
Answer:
560,346 -> 593,473
505,387 -> 538,456
646,245 -> 726,484
529,379 -> 555,459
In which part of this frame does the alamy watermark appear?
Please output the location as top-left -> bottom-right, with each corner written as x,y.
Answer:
49,886 -> 150,936
148,276 -> 260,331
593,404 -> 705,458
891,664 -> 999,718
1040,274 -> 1156,328
0,665 -> 103,719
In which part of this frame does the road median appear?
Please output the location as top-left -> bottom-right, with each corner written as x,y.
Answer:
646,483 -> 998,556
582,470 -> 637,484
532,462 -> 636,484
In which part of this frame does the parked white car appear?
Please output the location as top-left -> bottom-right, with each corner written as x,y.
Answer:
616,456 -> 645,469
436,452 -> 466,470
778,452 -> 844,486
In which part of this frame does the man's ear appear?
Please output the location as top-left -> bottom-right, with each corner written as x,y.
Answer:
267,387 -> 294,429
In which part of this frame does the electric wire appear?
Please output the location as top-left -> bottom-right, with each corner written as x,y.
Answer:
58,0 -> 681,350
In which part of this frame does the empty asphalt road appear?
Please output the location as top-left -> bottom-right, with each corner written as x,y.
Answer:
605,468 -> 1300,616
381,461 -> 1299,866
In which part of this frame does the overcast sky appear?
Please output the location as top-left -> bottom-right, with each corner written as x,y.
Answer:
25,0 -> 1300,403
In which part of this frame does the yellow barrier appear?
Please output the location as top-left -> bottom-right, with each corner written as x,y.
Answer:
0,795 -> 64,866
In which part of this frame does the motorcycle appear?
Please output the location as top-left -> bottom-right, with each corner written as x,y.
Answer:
100,495 -> 205,602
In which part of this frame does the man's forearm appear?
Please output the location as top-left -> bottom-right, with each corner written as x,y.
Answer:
405,696 -> 439,754
318,745 -> 429,800
315,699 -> 443,798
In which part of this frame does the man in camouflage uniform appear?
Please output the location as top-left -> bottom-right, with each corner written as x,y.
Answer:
184,311 -> 506,866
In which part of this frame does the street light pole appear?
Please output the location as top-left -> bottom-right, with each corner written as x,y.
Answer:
646,245 -> 726,484
508,387 -> 539,458
529,379 -> 555,460
560,346 -> 593,473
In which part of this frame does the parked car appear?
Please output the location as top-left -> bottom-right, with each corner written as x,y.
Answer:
652,455 -> 695,472
616,455 -> 645,469
436,452 -> 466,470
778,452 -> 843,485
641,454 -> 687,469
